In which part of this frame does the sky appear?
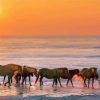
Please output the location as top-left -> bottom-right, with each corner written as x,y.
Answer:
0,0 -> 100,37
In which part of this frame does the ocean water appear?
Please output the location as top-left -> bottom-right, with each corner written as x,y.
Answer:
0,36 -> 100,69
0,36 -> 100,99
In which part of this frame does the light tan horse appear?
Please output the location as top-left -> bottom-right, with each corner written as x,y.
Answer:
0,65 -> 15,86
2,64 -> 22,85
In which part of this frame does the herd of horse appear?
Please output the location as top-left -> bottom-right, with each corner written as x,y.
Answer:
0,64 -> 100,89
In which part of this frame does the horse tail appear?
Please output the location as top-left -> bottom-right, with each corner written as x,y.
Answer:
35,71 -> 40,84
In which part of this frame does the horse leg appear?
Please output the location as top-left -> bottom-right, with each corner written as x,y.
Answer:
5,75 -> 12,86
9,76 -> 12,86
66,79 -> 69,86
54,78 -> 58,86
52,79 -> 57,87
21,76 -> 24,85
15,75 -> 18,84
58,78 -> 62,87
22,76 -> 26,85
3,75 -> 6,85
88,79 -> 90,88
84,78 -> 87,87
40,76 -> 43,87
98,78 -> 100,86
11,77 -> 12,84
52,80 -> 55,87
25,77 -> 27,85
92,78 -> 94,89
70,79 -> 74,87
29,76 -> 32,86
17,74 -> 21,84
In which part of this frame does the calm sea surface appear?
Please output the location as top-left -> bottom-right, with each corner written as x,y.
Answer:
0,36 -> 100,69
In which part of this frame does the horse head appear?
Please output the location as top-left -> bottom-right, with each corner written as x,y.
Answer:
33,68 -> 38,77
90,67 -> 97,72
89,67 -> 97,77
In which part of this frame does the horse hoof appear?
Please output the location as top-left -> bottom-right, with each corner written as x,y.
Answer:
4,84 -> 6,86
40,86 -> 43,90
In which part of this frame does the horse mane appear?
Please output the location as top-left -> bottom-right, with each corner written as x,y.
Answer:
23,65 -> 37,73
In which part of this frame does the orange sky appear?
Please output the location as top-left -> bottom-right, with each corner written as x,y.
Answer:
0,0 -> 100,37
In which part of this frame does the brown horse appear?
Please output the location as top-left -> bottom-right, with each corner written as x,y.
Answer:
52,68 -> 69,87
54,68 -> 80,87
21,65 -> 38,86
3,64 -> 22,85
35,68 -> 62,87
0,64 -> 22,86
81,67 -> 98,88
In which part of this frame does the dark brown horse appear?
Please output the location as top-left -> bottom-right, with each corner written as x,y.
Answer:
35,68 -> 62,87
81,67 -> 98,88
66,69 -> 80,87
21,66 -> 38,86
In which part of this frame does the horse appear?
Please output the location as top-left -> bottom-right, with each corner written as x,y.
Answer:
54,68 -> 80,87
21,65 -> 38,86
52,68 -> 69,87
66,69 -> 80,87
3,64 -> 22,85
35,68 -> 62,87
81,67 -> 98,88
0,65 -> 19,86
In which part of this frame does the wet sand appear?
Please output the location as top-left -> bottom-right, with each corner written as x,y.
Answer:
0,80 -> 100,100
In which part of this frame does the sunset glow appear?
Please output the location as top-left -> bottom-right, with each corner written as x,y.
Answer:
0,0 -> 100,37
0,2 -> 3,17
